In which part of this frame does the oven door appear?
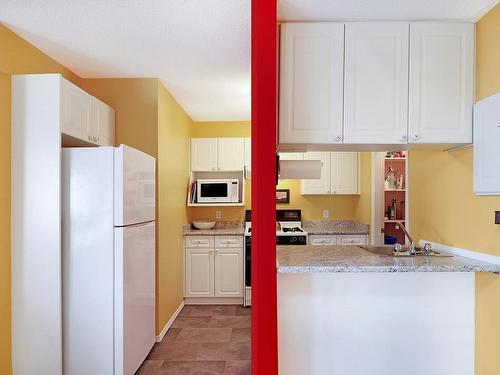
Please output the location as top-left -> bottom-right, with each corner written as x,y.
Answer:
197,181 -> 231,202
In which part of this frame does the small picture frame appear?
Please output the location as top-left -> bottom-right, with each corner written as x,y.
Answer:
276,189 -> 290,204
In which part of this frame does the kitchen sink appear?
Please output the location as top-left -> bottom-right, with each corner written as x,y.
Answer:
359,245 -> 453,257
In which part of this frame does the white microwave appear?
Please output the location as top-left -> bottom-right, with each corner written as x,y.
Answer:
197,179 -> 240,203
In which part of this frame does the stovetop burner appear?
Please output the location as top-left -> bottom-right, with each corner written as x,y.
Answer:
282,227 -> 303,233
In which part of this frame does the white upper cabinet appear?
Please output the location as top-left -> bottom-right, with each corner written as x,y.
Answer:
473,93 -> 500,195
190,138 -> 244,172
244,137 -> 251,168
61,78 -> 92,142
331,152 -> 359,194
279,152 -> 303,160
301,152 -> 359,195
279,23 -> 344,144
344,23 -> 409,144
91,98 -> 115,146
218,138 -> 245,171
191,138 -> 218,171
61,78 -> 115,146
301,152 -> 332,194
409,23 -> 474,144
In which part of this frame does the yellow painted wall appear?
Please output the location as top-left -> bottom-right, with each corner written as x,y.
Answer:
157,82 -> 193,332
0,24 -> 84,375
409,5 -> 500,374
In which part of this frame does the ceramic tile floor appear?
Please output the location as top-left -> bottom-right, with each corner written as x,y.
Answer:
137,305 -> 251,375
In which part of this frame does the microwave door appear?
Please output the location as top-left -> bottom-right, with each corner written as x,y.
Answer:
199,182 -> 231,202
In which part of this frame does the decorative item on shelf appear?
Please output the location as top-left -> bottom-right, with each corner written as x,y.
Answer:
276,189 -> 290,204
189,180 -> 197,203
385,151 -> 406,159
400,200 -> 405,220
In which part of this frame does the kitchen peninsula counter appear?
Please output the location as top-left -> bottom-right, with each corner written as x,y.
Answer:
277,245 -> 500,273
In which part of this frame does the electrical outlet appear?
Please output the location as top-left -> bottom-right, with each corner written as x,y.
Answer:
322,209 -> 329,219
215,210 -> 222,220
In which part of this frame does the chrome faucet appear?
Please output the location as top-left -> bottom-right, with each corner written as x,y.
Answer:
396,221 -> 416,255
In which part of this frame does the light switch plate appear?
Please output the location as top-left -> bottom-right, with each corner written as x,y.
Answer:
322,209 -> 329,219
215,210 -> 222,220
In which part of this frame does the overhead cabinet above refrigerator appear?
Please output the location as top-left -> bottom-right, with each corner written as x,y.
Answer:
278,22 -> 475,150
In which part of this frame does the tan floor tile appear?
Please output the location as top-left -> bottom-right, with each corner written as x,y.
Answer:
234,306 -> 251,316
224,360 -> 251,375
208,316 -> 251,329
180,305 -> 237,317
147,342 -> 201,361
176,328 -> 232,343
172,316 -> 211,328
160,361 -> 226,375
158,328 -> 182,344
197,342 -> 251,361
136,360 -> 164,375
230,328 -> 251,342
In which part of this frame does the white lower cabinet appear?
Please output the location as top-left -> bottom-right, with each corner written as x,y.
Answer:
215,249 -> 243,297
309,234 -> 367,246
185,235 -> 243,300
185,248 -> 214,297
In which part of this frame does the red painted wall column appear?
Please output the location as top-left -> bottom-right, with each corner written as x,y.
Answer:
251,0 -> 278,374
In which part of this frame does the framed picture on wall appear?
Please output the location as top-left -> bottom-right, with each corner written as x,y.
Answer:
276,189 -> 290,204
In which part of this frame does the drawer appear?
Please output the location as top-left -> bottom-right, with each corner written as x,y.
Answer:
337,235 -> 366,245
215,236 -> 243,248
309,235 -> 336,246
185,236 -> 214,248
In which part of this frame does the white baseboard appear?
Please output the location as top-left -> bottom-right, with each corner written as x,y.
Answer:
184,297 -> 244,305
420,240 -> 500,266
156,300 -> 185,342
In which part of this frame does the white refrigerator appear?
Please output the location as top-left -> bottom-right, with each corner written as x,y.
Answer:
62,145 -> 156,375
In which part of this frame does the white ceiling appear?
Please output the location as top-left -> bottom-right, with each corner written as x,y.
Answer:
0,1 -> 496,121
0,0 -> 251,121
278,0 -> 499,22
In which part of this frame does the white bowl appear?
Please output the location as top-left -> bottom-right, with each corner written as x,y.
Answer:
192,220 -> 216,230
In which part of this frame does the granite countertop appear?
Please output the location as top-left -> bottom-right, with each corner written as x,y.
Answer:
183,221 -> 245,236
277,245 -> 500,273
303,220 -> 369,235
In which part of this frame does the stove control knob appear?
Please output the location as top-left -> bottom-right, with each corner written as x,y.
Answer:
291,237 -> 297,242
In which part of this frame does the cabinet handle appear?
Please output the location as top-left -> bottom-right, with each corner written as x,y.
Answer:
412,134 -> 420,141
88,135 -> 92,141
335,135 -> 342,142
401,135 -> 407,141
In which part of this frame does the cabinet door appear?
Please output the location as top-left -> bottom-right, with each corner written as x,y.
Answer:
337,235 -> 367,245
279,152 -> 303,160
244,137 -> 251,168
215,248 -> 243,297
344,23 -> 409,144
301,152 -> 331,195
409,23 -> 474,144
217,138 -> 244,171
185,249 -> 214,297
61,79 -> 92,142
473,93 -> 500,195
331,152 -> 359,194
91,98 -> 115,146
279,23 -> 344,144
191,138 -> 218,171
309,235 -> 337,246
